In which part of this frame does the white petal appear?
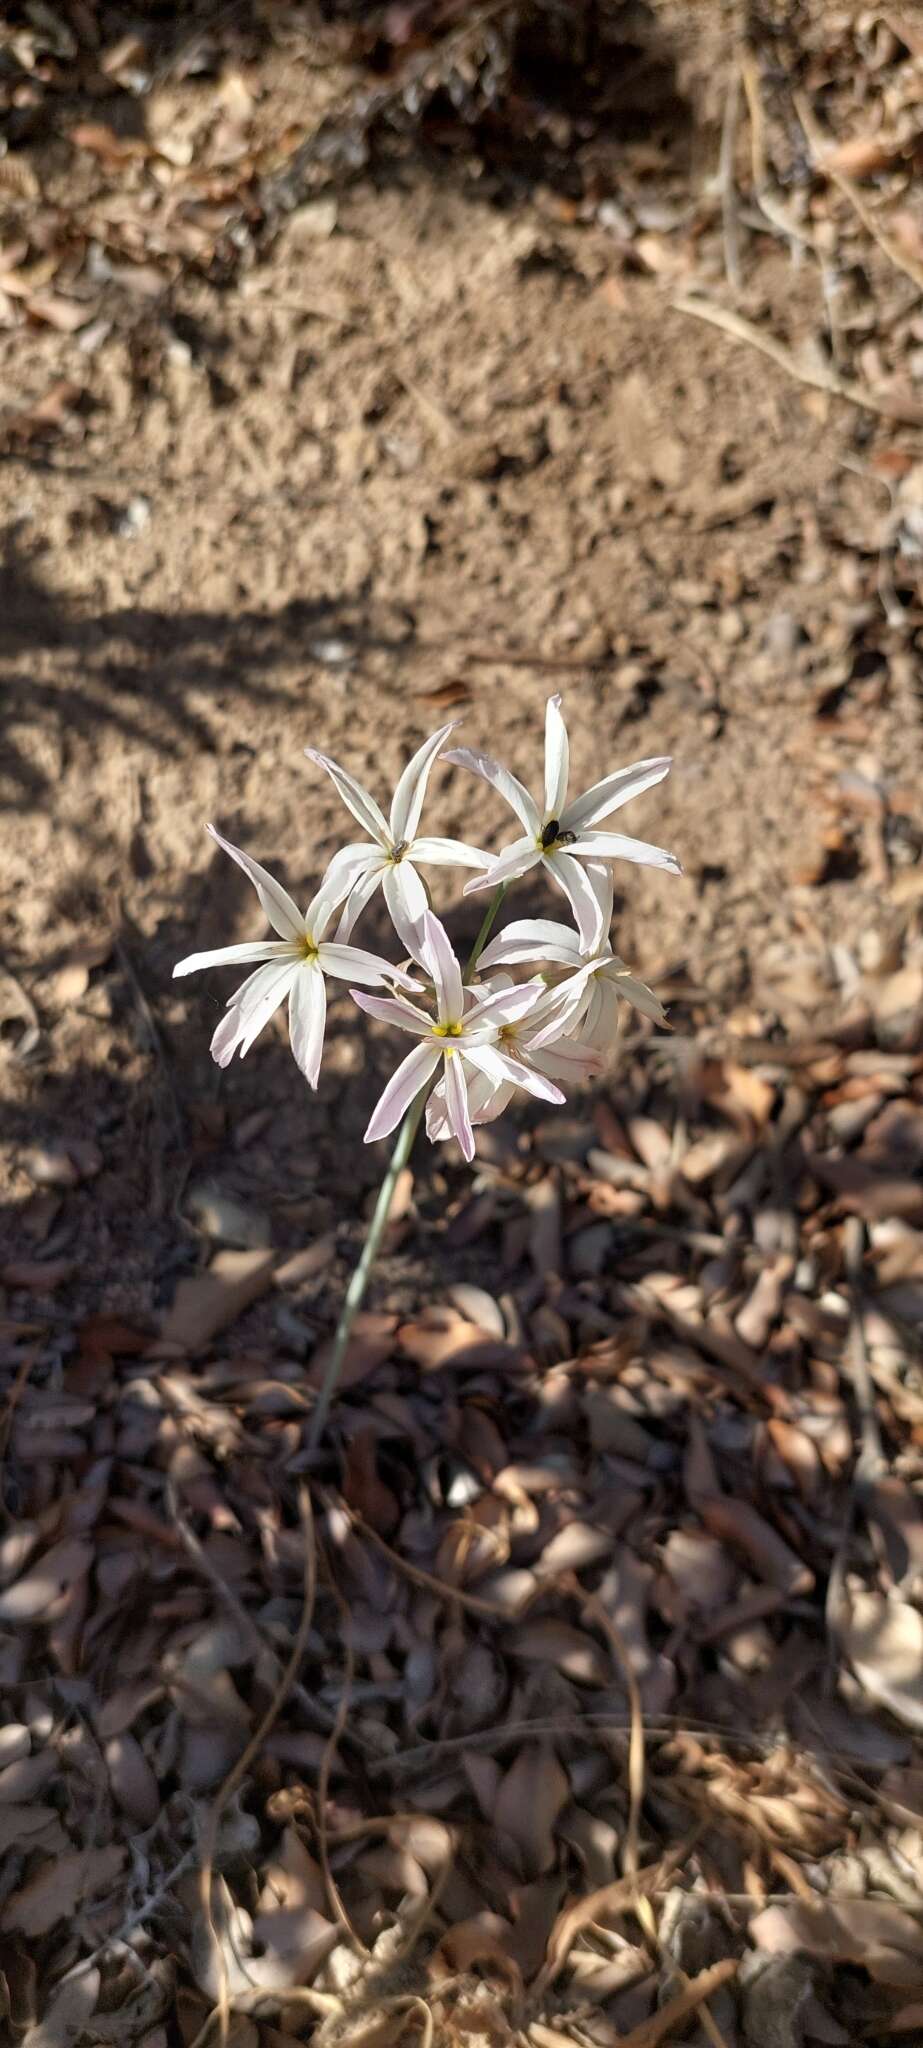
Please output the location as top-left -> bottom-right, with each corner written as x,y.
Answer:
304,747 -> 390,848
478,918 -> 581,972
421,910 -> 464,1026
604,961 -> 667,1026
364,1041 -> 441,1144
463,1040 -> 564,1105
443,746 -> 541,837
410,835 -> 490,870
544,851 -> 604,950
209,957 -> 299,1065
336,860 -> 387,941
307,847 -> 379,942
206,825 -> 304,942
581,975 -> 622,1054
543,693 -> 569,821
289,964 -> 327,1087
351,990 -> 435,1036
464,977 -> 545,1029
383,860 -> 429,960
582,860 -> 614,945
573,830 -> 682,875
562,755 -> 673,832
462,838 -> 542,894
442,1051 -> 475,1162
389,722 -> 460,845
174,939 -> 291,977
319,942 -> 420,990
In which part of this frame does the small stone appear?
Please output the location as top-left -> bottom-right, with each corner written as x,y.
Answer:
762,611 -> 803,660
22,1145 -> 79,1189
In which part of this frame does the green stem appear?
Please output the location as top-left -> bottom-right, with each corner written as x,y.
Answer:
308,883 -> 508,1449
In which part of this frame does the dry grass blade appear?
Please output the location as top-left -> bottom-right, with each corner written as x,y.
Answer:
315,1545 -> 368,1957
794,91 -> 923,295
674,297 -> 923,424
617,1960 -> 739,2048
532,1857 -> 679,1997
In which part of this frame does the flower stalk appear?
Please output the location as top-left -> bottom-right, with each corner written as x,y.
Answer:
307,882 -> 508,1450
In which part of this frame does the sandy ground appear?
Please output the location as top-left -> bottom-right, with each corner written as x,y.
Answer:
2,4 -> 920,1327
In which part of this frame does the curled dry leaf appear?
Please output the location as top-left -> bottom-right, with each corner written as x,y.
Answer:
751,1898 -> 923,1988
840,1588 -> 923,1731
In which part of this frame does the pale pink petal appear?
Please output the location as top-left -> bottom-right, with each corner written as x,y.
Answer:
463,1041 -> 564,1105
383,860 -> 429,959
174,939 -> 291,978
351,990 -> 434,1036
531,1036 -> 602,1083
478,917 -> 581,972
410,835 -> 489,870
425,1078 -> 451,1141
462,838 -> 542,894
544,850 -> 604,950
574,829 -> 682,876
319,942 -> 420,990
389,722 -> 460,845
364,1041 -> 441,1143
336,859 -> 387,940
443,746 -> 541,838
561,756 -> 672,833
543,694 -> 569,821
288,964 -> 327,1087
206,825 -> 304,941
526,959 -> 600,1041
442,1051 -> 475,1162
421,910 -> 464,1025
304,747 -> 390,847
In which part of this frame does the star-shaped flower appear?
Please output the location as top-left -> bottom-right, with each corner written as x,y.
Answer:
352,911 -> 564,1162
173,826 -> 420,1086
426,971 -> 602,1140
305,722 -> 488,955
445,694 -> 680,950
478,864 -> 667,1053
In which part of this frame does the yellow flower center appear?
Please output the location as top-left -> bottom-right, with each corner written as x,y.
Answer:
432,1020 -> 463,1038
299,935 -> 319,961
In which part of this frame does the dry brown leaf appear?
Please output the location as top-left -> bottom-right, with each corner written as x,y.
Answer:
2,1845 -> 125,1938
494,1745 -> 570,1878
510,1618 -> 610,1686
430,1916 -> 522,1991
751,1898 -> 923,1987
697,1497 -> 814,1596
160,1249 -> 276,1349
0,1540 -> 93,1623
840,1588 -> 923,1730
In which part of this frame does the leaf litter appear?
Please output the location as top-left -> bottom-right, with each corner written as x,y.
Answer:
2,1 -> 923,2045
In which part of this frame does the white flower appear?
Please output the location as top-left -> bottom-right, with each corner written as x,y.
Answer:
426,970 -> 603,1139
444,693 -> 680,950
351,911 -> 565,1163
173,825 -> 421,1086
304,722 -> 488,956
478,864 -> 667,1055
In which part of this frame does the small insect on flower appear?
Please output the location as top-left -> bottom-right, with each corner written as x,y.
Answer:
173,826 -> 421,1087
446,694 -> 681,951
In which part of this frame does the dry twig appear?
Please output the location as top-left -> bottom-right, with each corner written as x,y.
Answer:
673,296 -> 923,424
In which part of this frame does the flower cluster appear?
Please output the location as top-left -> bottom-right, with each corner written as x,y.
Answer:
174,697 -> 680,1161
